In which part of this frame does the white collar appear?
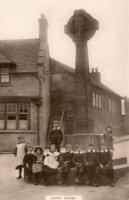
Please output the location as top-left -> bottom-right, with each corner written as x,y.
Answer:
53,127 -> 60,130
87,150 -> 96,152
74,151 -> 83,154
27,152 -> 33,154
101,149 -> 108,152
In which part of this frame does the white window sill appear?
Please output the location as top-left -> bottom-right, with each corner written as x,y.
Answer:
0,130 -> 36,134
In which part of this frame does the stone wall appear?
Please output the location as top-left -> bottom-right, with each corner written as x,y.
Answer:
0,73 -> 39,96
92,86 -> 122,136
0,132 -> 36,152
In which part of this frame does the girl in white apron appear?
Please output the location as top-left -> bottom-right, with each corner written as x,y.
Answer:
14,136 -> 27,179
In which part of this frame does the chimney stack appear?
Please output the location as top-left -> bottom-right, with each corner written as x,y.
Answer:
90,67 -> 101,83
38,14 -> 48,43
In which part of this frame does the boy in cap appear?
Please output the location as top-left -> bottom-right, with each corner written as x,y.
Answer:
49,120 -> 63,152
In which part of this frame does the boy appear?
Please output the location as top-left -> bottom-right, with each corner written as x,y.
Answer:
96,143 -> 114,187
23,145 -> 34,182
59,144 -> 73,184
49,121 -> 63,152
72,145 -> 84,184
83,144 -> 98,186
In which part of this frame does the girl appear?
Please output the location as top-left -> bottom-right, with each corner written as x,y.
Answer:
14,136 -> 27,179
32,146 -> 44,185
43,144 -> 60,185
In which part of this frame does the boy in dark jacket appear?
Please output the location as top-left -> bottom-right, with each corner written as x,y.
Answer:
59,144 -> 73,184
73,145 -> 84,184
49,121 -> 63,152
96,143 -> 114,187
83,144 -> 98,186
23,145 -> 34,182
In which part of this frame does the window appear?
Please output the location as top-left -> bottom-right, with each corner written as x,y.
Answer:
113,101 -> 116,112
109,98 -> 116,112
92,92 -> 102,109
0,103 -> 30,130
96,94 -> 99,108
0,103 -> 5,129
109,99 -> 112,111
0,67 -> 9,83
121,99 -> 125,115
19,103 -> 29,129
7,103 -> 17,129
92,93 -> 96,107
65,103 -> 73,120
98,95 -> 102,108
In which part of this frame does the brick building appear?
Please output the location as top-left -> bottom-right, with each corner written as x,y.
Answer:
0,14 -> 128,152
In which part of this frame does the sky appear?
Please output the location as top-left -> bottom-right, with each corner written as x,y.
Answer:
0,0 -> 128,96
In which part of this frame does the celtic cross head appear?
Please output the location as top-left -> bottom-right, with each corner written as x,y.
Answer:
65,9 -> 99,42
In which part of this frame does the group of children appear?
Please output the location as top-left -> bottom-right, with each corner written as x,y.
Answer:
14,135 -> 114,187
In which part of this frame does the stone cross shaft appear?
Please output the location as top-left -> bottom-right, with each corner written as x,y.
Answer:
65,9 -> 98,134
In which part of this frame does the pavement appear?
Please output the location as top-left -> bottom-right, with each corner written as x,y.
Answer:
0,154 -> 129,200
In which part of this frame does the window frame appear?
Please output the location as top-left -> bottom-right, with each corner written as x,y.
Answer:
0,103 -> 30,130
92,92 -> 102,110
0,67 -> 10,84
18,103 -> 30,130
0,103 -> 6,130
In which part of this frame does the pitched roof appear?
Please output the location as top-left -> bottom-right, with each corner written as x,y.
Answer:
91,81 -> 122,98
0,51 -> 14,64
0,38 -> 121,98
0,38 -> 39,71
50,58 -> 74,74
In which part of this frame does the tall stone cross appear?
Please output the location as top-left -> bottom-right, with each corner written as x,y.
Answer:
65,10 -> 98,134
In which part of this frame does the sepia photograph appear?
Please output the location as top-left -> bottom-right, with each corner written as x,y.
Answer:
0,0 -> 128,200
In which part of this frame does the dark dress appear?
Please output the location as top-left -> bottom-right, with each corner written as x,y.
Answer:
103,133 -> 114,150
32,154 -> 44,185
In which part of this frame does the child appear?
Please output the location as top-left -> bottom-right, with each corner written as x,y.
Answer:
43,144 -> 60,185
32,146 -> 44,185
23,145 -> 34,182
49,121 -> 63,152
59,144 -> 74,184
14,136 -> 27,179
96,143 -> 114,187
83,144 -> 98,186
73,145 -> 84,184
102,126 -> 114,151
